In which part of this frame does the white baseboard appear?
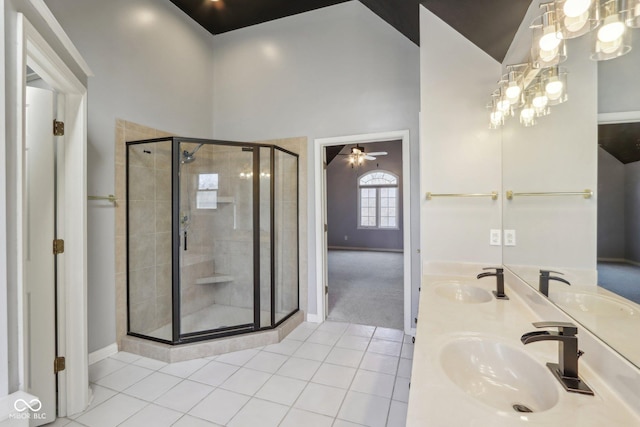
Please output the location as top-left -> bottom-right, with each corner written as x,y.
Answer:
88,343 -> 118,365
306,313 -> 323,323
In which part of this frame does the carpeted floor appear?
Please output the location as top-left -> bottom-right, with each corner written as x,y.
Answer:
327,249 -> 404,330
598,261 -> 640,304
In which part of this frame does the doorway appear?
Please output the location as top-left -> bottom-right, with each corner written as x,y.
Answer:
597,119 -> 640,304
15,15 -> 90,419
325,141 -> 404,329
314,131 -> 412,334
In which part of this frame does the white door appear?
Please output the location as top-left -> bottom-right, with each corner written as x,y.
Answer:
322,148 -> 329,319
25,86 -> 57,425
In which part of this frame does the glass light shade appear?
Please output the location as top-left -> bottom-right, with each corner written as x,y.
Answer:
531,80 -> 551,116
555,0 -> 599,38
495,83 -> 514,117
504,70 -> 524,106
531,11 -> 568,68
591,0 -> 632,60
520,106 -> 537,127
543,67 -> 568,105
488,95 -> 505,129
627,0 -> 640,27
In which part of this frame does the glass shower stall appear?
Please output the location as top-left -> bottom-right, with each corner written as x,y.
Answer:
126,137 -> 299,344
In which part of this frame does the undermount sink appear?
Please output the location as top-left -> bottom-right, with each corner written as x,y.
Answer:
440,336 -> 559,413
434,282 -> 492,304
549,291 -> 639,319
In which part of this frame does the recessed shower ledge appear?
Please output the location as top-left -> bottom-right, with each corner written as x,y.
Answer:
121,310 -> 303,363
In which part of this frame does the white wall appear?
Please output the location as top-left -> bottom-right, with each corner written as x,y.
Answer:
501,1 -> 597,271
211,1 -> 421,318
45,0 -> 215,352
420,7 -> 502,267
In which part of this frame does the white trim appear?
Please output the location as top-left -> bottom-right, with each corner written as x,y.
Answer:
306,314 -> 323,323
20,15 -> 90,418
88,344 -> 118,366
26,0 -> 93,77
314,130 -> 413,334
598,111 -> 640,124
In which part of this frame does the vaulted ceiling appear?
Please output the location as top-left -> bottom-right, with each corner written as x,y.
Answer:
599,123 -> 640,164
169,0 -> 531,62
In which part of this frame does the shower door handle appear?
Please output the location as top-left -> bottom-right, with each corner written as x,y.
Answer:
184,230 -> 188,251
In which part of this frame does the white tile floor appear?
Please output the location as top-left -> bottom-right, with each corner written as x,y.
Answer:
53,321 -> 413,427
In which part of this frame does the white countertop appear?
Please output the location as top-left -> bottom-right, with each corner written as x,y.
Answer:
406,273 -> 640,426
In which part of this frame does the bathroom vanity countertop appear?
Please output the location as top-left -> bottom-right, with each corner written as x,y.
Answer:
406,274 -> 640,426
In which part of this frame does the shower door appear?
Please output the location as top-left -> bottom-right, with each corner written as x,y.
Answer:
178,141 -> 256,337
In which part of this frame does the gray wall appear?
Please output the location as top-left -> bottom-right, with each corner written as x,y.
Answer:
598,148 -> 626,259
211,1 -> 421,318
327,140 -> 403,251
501,1 -> 597,271
420,7 -> 502,266
626,161 -> 640,263
46,0 -> 215,352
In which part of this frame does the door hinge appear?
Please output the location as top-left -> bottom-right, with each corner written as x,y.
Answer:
53,120 -> 65,136
324,224 -> 328,232
53,239 -> 65,255
54,356 -> 65,374
325,285 -> 328,295
323,162 -> 327,170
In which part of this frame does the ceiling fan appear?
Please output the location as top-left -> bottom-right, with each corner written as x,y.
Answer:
342,144 -> 388,166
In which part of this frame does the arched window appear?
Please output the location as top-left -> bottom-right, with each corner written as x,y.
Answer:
358,170 -> 399,229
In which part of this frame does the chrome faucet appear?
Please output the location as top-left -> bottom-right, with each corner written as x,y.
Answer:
539,270 -> 571,297
477,267 -> 508,300
521,321 -> 593,395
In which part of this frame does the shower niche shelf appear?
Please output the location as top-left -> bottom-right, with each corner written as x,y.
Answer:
196,274 -> 234,285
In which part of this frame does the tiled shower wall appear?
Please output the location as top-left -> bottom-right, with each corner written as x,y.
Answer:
115,120 -> 174,343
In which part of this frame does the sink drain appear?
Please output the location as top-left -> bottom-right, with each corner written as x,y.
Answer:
512,404 -> 533,413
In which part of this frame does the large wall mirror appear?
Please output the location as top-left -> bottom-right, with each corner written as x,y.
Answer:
502,1 -> 640,368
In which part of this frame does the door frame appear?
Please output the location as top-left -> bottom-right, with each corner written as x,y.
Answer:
16,15 -> 89,417
314,130 -> 413,334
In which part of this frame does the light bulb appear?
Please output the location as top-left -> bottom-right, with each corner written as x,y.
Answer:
546,80 -> 564,100
521,108 -> 535,120
532,94 -> 548,109
539,26 -> 562,51
539,46 -> 560,62
563,0 -> 592,17
598,18 -> 625,42
505,85 -> 521,101
599,36 -> 623,53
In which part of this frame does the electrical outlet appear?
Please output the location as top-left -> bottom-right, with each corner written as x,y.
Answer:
504,229 -> 516,246
490,229 -> 501,246
344,235 -> 348,241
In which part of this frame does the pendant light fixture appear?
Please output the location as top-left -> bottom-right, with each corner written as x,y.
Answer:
504,65 -> 527,107
555,0 -> 599,38
520,90 -> 538,127
531,77 -> 551,117
592,0 -> 632,60
532,3 -> 568,68
542,66 -> 568,105
488,93 -> 506,129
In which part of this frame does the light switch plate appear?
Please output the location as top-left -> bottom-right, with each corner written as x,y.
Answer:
504,229 -> 516,246
490,229 -> 501,246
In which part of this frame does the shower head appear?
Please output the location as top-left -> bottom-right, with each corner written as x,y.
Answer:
181,143 -> 204,164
